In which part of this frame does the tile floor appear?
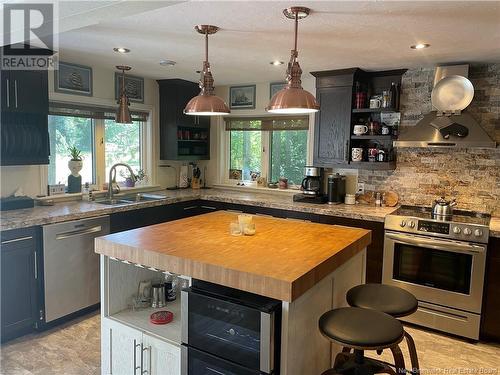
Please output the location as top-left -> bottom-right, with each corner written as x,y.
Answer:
1,312 -> 499,375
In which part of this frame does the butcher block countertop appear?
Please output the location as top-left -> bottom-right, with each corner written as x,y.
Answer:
95,211 -> 371,302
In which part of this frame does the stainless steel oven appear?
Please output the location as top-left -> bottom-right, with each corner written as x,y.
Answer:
383,230 -> 487,339
181,280 -> 281,374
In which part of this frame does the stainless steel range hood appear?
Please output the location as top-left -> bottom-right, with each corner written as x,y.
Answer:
394,65 -> 496,148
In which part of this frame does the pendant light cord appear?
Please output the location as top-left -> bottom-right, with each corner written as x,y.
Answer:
294,11 -> 298,54
205,30 -> 209,63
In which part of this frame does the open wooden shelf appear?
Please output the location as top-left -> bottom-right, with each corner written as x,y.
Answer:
109,297 -> 182,345
352,108 -> 398,113
347,161 -> 396,170
351,135 -> 394,141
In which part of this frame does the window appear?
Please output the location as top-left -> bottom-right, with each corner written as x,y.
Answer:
48,115 -> 94,185
226,116 -> 309,186
104,120 -> 142,182
48,103 -> 148,190
229,129 -> 262,181
270,129 -> 307,185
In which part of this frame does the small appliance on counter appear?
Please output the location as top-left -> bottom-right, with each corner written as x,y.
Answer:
293,166 -> 327,204
327,174 -> 346,205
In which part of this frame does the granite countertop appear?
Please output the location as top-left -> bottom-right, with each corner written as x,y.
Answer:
490,217 -> 500,238
95,211 -> 371,302
1,188 -> 498,238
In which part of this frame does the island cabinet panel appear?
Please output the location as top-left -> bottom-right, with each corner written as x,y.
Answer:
481,237 -> 500,341
101,317 -> 143,375
1,227 -> 42,342
101,317 -> 181,375
143,333 -> 181,375
318,215 -> 384,283
312,85 -> 352,167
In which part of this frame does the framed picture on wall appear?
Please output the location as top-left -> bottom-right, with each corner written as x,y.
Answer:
54,62 -> 93,96
115,73 -> 144,103
229,85 -> 256,109
270,82 -> 287,99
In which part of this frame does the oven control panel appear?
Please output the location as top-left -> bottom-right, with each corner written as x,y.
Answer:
417,220 -> 450,234
384,215 -> 490,244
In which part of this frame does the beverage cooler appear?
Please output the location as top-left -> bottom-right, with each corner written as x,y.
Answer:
181,280 -> 281,374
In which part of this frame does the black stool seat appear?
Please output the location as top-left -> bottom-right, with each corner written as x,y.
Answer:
319,307 -> 404,349
347,284 -> 418,317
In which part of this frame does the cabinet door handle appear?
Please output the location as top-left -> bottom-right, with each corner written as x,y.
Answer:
6,78 -> 10,107
141,344 -> 149,374
1,236 -> 33,245
133,339 -> 141,374
183,206 -> 198,211
14,79 -> 18,108
34,251 -> 38,279
200,205 -> 217,210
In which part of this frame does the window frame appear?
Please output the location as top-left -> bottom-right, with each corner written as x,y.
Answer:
42,98 -> 154,194
221,116 -> 312,188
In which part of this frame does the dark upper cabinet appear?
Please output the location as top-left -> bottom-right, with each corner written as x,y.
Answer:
310,69 -> 359,167
158,79 -> 210,161
1,69 -> 49,165
312,85 -> 352,166
1,227 -> 41,342
310,68 -> 405,170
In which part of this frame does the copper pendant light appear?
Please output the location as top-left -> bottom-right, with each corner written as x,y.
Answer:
266,7 -> 319,114
184,25 -> 230,116
116,65 -> 133,124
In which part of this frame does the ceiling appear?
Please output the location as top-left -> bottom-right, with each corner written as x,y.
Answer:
30,1 -> 500,84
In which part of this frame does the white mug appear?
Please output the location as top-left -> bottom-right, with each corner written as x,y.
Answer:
353,125 -> 369,135
369,98 -> 382,109
351,147 -> 363,162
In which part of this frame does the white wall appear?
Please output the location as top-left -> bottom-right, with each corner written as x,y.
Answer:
0,64 -> 161,198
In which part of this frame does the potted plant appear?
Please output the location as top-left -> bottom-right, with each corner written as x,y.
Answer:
67,146 -> 83,193
68,146 -> 83,176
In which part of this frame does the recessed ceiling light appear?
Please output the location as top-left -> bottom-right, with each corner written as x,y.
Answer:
410,43 -> 430,50
159,59 -> 176,66
270,60 -> 284,66
113,47 -> 130,54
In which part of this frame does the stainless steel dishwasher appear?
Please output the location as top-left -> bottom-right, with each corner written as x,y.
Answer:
42,216 -> 110,322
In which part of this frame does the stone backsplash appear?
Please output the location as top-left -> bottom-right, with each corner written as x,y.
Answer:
357,63 -> 500,215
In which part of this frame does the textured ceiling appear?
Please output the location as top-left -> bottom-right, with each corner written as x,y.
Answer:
54,1 -> 500,85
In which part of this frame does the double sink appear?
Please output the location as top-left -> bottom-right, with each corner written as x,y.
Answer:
96,193 -> 167,206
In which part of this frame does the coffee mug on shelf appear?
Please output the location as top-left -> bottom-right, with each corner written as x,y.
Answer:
368,147 -> 378,162
351,147 -> 364,162
381,124 -> 390,135
369,121 -> 380,135
353,125 -> 369,135
369,98 -> 382,109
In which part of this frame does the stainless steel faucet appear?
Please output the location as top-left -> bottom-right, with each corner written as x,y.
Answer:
108,163 -> 136,200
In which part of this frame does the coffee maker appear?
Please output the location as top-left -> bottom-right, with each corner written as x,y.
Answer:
293,166 -> 327,204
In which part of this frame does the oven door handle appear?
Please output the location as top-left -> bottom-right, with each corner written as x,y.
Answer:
386,232 -> 485,254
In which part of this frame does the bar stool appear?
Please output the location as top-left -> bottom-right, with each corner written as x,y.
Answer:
319,307 -> 406,375
346,284 -> 420,373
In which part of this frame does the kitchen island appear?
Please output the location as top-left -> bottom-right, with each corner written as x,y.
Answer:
96,211 -> 371,375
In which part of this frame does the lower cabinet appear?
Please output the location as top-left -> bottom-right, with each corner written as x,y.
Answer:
318,215 -> 385,283
1,227 -> 41,342
481,237 -> 500,341
101,317 -> 181,375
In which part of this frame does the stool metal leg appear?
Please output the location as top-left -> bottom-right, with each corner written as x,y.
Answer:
404,331 -> 420,375
389,345 -> 406,375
